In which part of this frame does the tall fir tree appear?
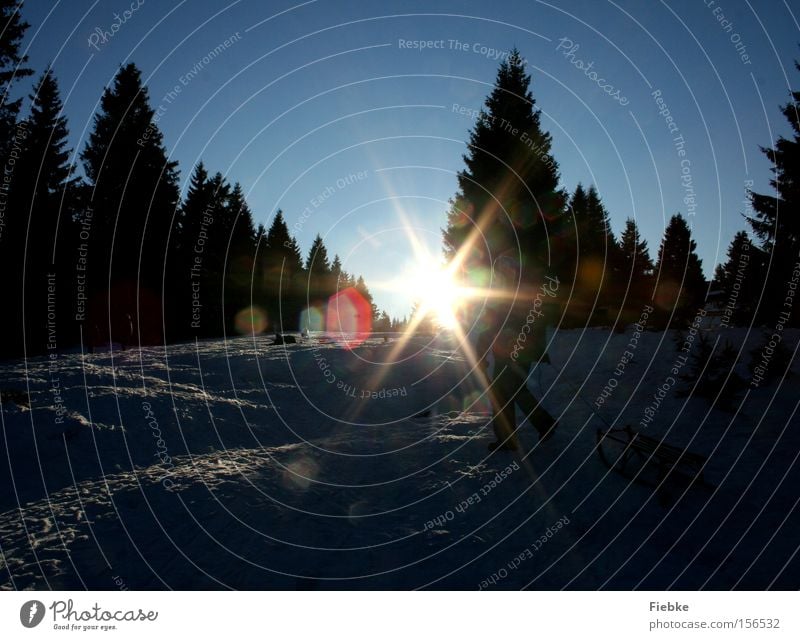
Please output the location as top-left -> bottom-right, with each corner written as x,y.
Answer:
0,0 -> 32,159
714,230 -> 766,326
0,0 -> 32,356
224,181 -> 257,331
619,218 -> 654,280
170,167 -> 231,337
354,274 -> 377,323
654,213 -> 707,322
746,62 -> 800,325
305,233 -> 331,306
443,49 -> 563,277
581,185 -> 618,259
567,184 -> 622,318
330,253 -> 343,292
80,63 -> 180,345
17,69 -> 81,353
618,217 -> 654,307
261,210 -> 304,331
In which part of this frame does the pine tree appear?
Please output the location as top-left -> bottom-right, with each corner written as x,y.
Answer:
261,210 -> 304,331
714,230 -> 765,326
375,310 -> 391,333
0,0 -> 33,159
305,233 -> 330,273
0,0 -> 33,356
442,49 -> 562,276
166,162 -> 209,338
354,275 -> 377,323
253,221 -> 268,311
618,217 -> 654,308
330,253 -> 343,292
224,182 -> 257,327
582,186 -> 617,258
80,63 -> 180,345
17,70 -> 81,353
746,62 -> 800,326
654,213 -> 707,321
619,218 -> 654,280
196,171 -> 231,336
304,233 -> 331,306
568,184 -> 622,317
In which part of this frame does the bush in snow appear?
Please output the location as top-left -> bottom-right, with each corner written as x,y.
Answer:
677,331 -> 746,411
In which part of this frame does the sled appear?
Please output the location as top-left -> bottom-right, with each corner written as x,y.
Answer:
596,425 -> 708,488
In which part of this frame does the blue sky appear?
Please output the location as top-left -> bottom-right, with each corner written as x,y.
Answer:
14,0 -> 800,318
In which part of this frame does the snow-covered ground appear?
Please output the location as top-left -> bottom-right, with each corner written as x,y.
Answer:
1,326 -> 798,589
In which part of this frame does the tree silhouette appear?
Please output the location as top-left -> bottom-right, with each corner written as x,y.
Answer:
567,184 -> 622,320
17,70 -> 81,354
746,62 -> 800,326
713,230 -> 765,326
443,49 -> 563,276
224,181 -> 257,331
261,210 -> 304,331
654,213 -> 707,323
0,0 -> 33,160
618,217 -> 654,308
619,218 -> 654,280
305,233 -> 332,307
330,253 -> 343,292
0,0 -> 33,357
80,63 -> 180,345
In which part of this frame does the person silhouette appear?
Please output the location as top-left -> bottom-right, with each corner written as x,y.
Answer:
477,255 -> 558,452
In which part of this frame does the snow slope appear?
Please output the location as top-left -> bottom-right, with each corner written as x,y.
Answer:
1,328 -> 798,589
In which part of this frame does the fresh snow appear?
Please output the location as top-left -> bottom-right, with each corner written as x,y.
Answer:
1,328 -> 798,589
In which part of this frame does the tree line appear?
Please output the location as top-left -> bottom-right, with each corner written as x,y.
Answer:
443,48 -> 799,331
0,2 -> 391,358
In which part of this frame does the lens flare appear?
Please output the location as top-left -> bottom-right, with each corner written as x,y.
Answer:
403,260 -> 466,330
234,306 -> 267,335
326,287 -> 372,346
300,306 -> 325,332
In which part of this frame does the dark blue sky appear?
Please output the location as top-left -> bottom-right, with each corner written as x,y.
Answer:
15,0 -> 800,318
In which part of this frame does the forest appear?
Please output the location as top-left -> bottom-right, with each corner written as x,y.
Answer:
1,1 -> 798,362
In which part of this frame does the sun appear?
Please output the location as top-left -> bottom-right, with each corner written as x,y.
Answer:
404,260 -> 464,330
